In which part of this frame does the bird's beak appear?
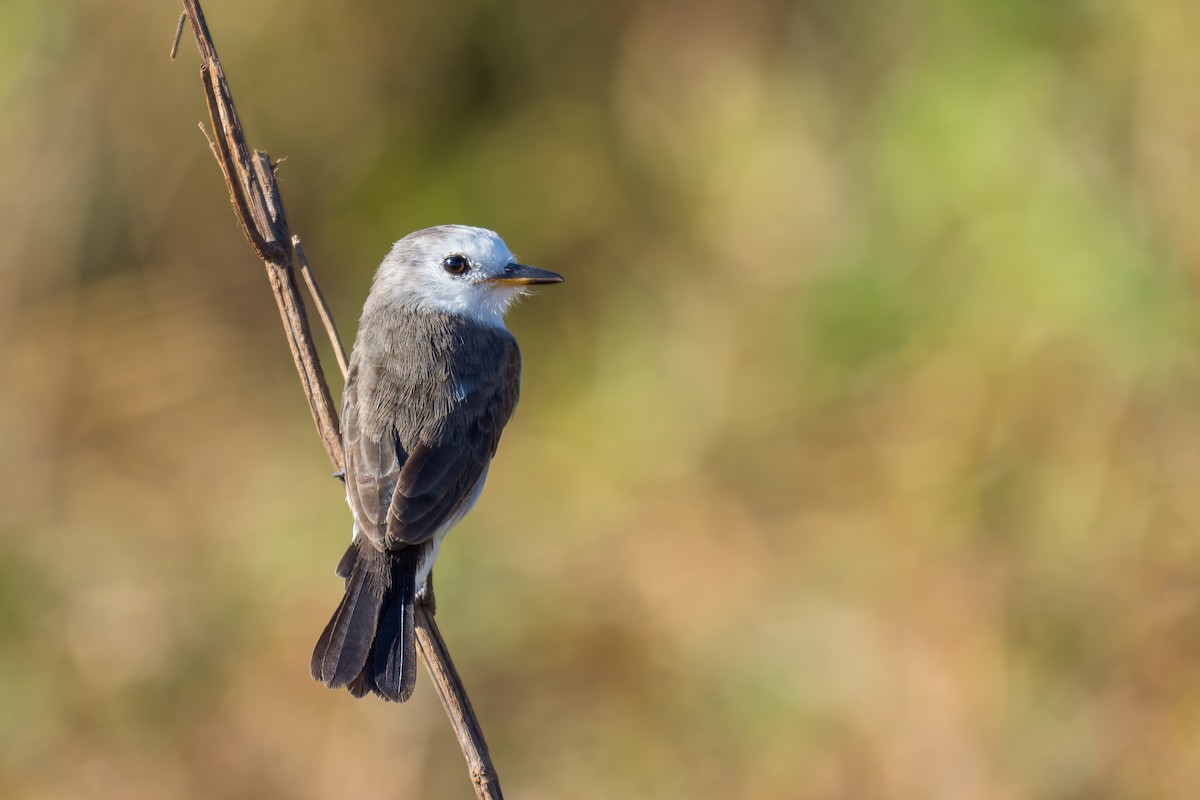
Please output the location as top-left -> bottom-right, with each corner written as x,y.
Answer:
487,263 -> 564,286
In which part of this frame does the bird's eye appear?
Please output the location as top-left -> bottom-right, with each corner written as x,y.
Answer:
442,255 -> 469,275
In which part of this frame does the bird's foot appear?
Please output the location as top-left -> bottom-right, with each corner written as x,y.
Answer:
416,573 -> 436,616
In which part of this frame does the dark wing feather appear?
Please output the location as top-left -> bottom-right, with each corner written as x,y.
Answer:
342,360 -> 407,552
384,341 -> 521,546
395,443 -> 467,499
342,324 -> 521,552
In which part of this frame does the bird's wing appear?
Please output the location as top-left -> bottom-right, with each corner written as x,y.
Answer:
384,341 -> 521,546
341,360 -> 406,553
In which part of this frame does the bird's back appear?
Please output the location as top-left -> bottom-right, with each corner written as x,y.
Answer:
342,307 -> 521,550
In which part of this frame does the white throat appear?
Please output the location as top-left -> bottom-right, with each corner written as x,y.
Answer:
410,283 -> 522,329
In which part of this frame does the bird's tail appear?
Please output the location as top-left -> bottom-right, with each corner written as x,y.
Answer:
310,538 -> 419,702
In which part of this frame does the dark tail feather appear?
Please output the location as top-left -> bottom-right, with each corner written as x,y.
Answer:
311,539 -> 419,703
371,553 -> 418,702
310,543 -> 368,678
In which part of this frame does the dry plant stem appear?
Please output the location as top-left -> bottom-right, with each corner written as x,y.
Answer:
175,3 -> 502,798
415,610 -> 502,799
184,0 -> 342,470
170,11 -> 185,60
293,236 -> 350,378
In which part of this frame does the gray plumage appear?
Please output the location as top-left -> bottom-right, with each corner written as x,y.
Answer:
311,225 -> 560,702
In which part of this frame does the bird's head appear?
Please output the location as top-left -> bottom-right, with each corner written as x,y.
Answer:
369,225 -> 562,327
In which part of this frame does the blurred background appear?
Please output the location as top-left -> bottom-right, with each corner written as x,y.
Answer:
3,0 -> 1200,797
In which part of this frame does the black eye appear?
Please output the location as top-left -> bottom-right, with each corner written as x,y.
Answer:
442,255 -> 469,275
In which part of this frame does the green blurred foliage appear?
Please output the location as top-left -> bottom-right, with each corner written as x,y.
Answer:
3,0 -> 1200,797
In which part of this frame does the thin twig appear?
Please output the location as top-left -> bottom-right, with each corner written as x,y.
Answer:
294,236 -> 350,378
170,11 -> 185,60
173,3 -> 503,798
197,121 -> 219,161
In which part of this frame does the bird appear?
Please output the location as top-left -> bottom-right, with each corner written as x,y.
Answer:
311,225 -> 562,702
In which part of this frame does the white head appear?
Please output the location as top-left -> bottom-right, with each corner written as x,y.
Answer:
367,225 -> 563,328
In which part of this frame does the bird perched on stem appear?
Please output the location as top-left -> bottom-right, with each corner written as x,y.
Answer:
311,225 -> 562,702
